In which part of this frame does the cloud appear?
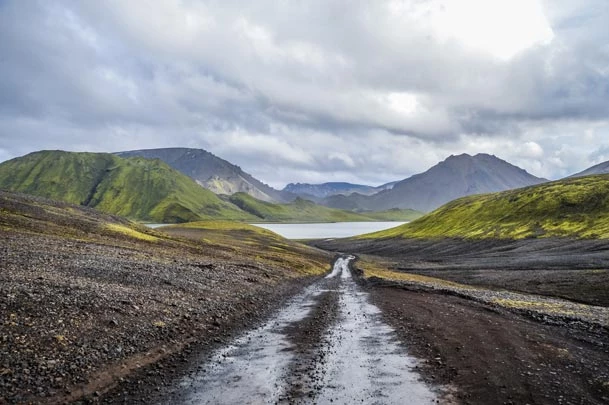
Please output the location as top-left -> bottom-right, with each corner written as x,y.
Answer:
0,0 -> 607,187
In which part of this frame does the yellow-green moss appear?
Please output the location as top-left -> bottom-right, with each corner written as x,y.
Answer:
362,174 -> 609,240
104,223 -> 159,242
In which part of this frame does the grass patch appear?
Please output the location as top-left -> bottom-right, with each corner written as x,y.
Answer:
104,223 -> 159,242
491,298 -> 580,316
358,260 -> 470,289
160,221 -> 331,277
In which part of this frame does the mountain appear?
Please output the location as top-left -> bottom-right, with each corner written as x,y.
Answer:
0,150 -> 255,223
323,153 -> 547,212
570,160 -> 609,178
363,174 -> 609,240
283,181 -> 397,198
226,192 -> 421,222
116,147 -> 291,202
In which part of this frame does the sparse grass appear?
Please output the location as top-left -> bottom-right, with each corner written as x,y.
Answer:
361,174 -> 609,240
491,299 -> 581,317
357,208 -> 423,221
160,221 -> 330,277
104,223 -> 159,242
357,259 -> 472,289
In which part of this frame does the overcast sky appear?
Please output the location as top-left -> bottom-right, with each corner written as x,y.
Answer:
1,1 -> 608,188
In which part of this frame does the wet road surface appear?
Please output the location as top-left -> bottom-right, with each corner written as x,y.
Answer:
173,256 -> 437,404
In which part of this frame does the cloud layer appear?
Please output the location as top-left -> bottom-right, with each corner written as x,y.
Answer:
1,0 -> 608,187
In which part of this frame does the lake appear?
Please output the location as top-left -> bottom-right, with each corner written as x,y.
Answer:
251,222 -> 406,240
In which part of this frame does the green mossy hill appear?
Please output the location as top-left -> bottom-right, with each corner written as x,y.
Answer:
0,190 -> 164,243
228,192 -> 411,222
0,150 -> 254,223
362,174 -> 609,240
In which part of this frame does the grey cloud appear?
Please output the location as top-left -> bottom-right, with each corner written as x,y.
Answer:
0,0 -> 608,186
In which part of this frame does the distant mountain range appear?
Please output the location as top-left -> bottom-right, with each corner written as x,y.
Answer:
113,148 -> 548,213
283,181 -> 397,199
5,148 -> 608,221
116,148 -> 292,203
319,153 -> 548,212
0,150 -> 420,223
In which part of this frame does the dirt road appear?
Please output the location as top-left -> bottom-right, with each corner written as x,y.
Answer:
168,256 -> 440,404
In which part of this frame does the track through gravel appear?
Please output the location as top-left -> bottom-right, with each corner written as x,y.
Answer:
172,256 -> 437,404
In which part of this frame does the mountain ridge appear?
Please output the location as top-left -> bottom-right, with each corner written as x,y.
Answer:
362,174 -> 609,240
321,153 -> 548,212
116,147 -> 292,202
0,150 -> 255,223
283,181 -> 397,199
570,160 -> 609,178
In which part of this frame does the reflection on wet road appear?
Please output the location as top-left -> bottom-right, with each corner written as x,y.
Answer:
174,256 -> 437,404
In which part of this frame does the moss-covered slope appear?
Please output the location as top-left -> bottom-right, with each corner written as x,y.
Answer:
0,150 -> 254,223
363,175 -> 609,240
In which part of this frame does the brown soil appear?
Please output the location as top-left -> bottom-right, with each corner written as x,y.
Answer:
4,190 -> 609,404
313,236 -> 609,404
313,237 -> 609,306
367,284 -> 609,405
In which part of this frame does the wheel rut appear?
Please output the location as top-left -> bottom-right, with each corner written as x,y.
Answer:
172,256 -> 437,404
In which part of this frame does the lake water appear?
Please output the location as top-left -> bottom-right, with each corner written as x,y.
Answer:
251,222 -> 406,240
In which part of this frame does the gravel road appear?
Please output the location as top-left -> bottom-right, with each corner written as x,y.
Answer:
168,256 -> 439,404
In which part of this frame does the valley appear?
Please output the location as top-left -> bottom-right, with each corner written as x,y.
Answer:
2,151 -> 609,404
4,2 -> 609,403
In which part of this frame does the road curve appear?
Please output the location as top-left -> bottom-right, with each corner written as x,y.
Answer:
172,256 -> 437,404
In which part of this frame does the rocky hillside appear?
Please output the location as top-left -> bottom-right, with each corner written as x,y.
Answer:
0,150 -> 254,223
323,153 -> 547,212
0,190 -> 330,403
116,148 -> 291,202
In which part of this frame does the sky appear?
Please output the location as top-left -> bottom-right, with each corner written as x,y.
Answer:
0,0 -> 608,188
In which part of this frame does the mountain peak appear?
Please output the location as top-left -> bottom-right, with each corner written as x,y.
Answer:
323,153 -> 547,213
116,147 -> 290,203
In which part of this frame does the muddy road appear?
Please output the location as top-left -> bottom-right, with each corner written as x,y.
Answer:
167,256 -> 439,404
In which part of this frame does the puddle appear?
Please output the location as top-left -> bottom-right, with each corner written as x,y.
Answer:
316,259 -> 437,404
173,256 -> 437,404
176,284 -> 323,404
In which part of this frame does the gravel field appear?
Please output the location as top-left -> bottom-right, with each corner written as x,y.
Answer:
0,192 -> 331,404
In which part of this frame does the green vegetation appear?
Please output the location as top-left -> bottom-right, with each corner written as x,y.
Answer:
362,174 -> 609,240
1,190 -> 331,277
228,192 -> 420,222
0,190 -> 165,244
0,151 -> 255,223
160,220 -> 330,276
104,223 -> 160,242
0,150 -> 419,224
